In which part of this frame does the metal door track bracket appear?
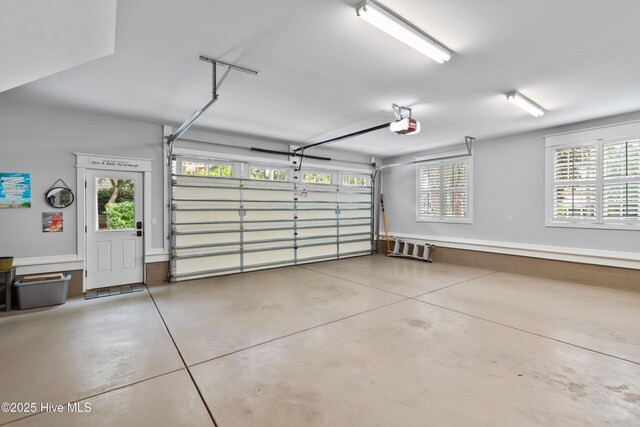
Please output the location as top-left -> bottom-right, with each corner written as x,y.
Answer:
167,56 -> 258,146
166,55 -> 258,282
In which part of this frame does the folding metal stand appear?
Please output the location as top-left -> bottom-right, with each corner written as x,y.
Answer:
387,239 -> 434,262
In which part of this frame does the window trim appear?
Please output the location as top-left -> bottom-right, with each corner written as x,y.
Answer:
178,159 -> 236,178
341,174 -> 370,187
300,169 -> 334,185
545,122 -> 640,231
415,157 -> 473,224
247,165 -> 292,182
205,162 -> 234,178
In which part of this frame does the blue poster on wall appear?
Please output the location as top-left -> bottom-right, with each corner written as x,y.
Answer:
0,173 -> 31,208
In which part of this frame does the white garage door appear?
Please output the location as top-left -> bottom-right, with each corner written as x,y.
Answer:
170,158 -> 373,281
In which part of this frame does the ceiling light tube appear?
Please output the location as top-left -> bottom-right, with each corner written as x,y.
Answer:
356,0 -> 452,64
506,91 -> 545,117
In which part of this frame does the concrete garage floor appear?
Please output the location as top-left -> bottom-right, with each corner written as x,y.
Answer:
1,256 -> 639,426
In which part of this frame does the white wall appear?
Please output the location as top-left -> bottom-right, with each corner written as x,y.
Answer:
8,98 -> 635,269
0,102 -> 165,259
0,101 -> 371,265
381,110 -> 640,260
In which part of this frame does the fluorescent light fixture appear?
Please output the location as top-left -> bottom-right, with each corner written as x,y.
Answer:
356,0 -> 452,64
506,91 -> 545,117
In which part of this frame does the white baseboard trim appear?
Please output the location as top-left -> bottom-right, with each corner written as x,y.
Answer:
384,232 -> 640,270
14,255 -> 84,275
13,251 -> 170,276
145,252 -> 169,263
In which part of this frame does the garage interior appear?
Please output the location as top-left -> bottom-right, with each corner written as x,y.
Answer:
0,1 -> 639,426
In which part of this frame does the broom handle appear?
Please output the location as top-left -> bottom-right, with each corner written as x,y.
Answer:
380,194 -> 391,253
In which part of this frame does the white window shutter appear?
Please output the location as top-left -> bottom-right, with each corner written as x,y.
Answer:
417,159 -> 470,221
552,145 -> 597,221
603,183 -> 640,219
603,140 -> 640,179
603,139 -> 640,220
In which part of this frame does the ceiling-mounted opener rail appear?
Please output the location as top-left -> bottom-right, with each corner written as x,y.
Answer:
291,122 -> 391,171
290,104 -> 418,171
251,104 -> 419,171
249,122 -> 391,170
167,56 -> 258,162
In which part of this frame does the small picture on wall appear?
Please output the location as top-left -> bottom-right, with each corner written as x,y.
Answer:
42,212 -> 63,232
0,172 -> 31,208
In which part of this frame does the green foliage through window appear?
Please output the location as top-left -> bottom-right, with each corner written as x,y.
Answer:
342,175 -> 367,186
182,162 -> 207,176
303,172 -> 332,184
106,201 -> 135,229
182,162 -> 233,177
97,187 -> 134,215
209,165 -> 232,177
96,178 -> 135,230
250,168 -> 288,181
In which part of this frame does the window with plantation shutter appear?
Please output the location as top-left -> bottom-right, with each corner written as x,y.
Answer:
603,140 -> 640,220
552,145 -> 597,220
546,126 -> 640,229
417,158 -> 472,222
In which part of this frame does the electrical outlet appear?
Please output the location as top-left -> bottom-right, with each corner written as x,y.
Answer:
506,215 -> 513,222
151,217 -> 158,225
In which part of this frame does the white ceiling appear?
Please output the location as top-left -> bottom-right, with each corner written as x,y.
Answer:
0,0 -> 116,92
3,0 -> 640,158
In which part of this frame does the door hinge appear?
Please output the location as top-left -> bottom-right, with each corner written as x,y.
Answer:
85,226 -> 87,233
85,270 -> 87,278
85,181 -> 87,188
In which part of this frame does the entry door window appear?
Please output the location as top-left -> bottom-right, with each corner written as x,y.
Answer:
96,178 -> 135,230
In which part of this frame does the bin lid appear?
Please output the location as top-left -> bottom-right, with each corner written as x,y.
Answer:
22,273 -> 64,283
14,274 -> 71,287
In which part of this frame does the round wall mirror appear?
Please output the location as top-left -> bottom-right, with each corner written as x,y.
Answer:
46,187 -> 74,208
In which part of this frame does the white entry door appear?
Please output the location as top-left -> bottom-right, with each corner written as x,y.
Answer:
86,170 -> 144,290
